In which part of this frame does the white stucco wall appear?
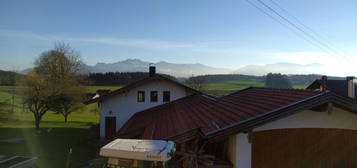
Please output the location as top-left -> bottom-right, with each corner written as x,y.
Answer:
227,135 -> 237,168
99,80 -> 188,137
230,106 -> 357,168
227,133 -> 251,168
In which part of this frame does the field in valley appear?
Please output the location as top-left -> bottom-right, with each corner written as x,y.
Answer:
203,80 -> 307,96
0,82 -> 307,167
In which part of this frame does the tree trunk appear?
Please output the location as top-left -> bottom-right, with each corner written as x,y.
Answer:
35,118 -> 40,130
33,112 -> 42,130
64,114 -> 68,122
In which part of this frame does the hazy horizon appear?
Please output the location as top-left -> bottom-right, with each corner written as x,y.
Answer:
1,0 -> 357,76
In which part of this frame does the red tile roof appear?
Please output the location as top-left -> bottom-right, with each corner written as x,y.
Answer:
118,87 -> 323,141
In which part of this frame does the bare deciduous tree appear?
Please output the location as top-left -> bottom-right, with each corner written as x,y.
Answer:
35,43 -> 85,122
22,43 -> 85,128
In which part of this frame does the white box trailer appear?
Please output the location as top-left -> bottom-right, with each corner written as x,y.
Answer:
100,139 -> 176,168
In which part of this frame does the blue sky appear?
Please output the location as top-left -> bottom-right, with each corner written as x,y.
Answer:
1,0 -> 357,76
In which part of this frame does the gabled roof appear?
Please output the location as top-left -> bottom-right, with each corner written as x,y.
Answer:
85,74 -> 202,104
117,87 -> 356,142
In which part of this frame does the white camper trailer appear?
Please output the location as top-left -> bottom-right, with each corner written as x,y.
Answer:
100,139 -> 176,168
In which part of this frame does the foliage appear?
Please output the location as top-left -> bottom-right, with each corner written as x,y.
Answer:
183,74 -> 338,86
22,72 -> 52,129
22,43 -> 86,128
36,43 -> 85,122
50,93 -> 84,122
264,73 -> 293,88
34,43 -> 84,95
176,140 -> 214,168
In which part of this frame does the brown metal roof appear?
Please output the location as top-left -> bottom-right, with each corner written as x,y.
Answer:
117,87 -> 327,141
117,94 -> 219,140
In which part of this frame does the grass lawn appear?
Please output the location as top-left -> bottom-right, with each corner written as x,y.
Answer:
0,128 -> 98,168
203,80 -> 265,96
0,85 -> 121,168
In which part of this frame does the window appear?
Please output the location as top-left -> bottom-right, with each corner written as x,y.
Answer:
150,91 -> 158,102
137,91 -> 145,102
163,91 -> 170,102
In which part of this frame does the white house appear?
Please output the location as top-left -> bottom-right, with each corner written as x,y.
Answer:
86,65 -> 200,139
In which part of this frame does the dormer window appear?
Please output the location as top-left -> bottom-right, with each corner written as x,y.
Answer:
163,91 -> 170,102
137,91 -> 145,102
151,91 -> 158,102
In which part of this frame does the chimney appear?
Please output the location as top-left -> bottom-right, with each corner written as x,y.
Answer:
346,76 -> 355,98
149,64 -> 156,77
321,76 -> 327,91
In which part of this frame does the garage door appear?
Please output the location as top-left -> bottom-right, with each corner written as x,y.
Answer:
252,128 -> 357,168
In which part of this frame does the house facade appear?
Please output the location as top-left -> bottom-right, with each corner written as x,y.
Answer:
86,66 -> 200,139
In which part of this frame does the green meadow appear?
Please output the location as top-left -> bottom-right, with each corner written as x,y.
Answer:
203,80 -> 265,96
0,85 -> 120,168
203,80 -> 306,96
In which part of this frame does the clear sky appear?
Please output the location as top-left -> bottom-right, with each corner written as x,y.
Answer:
1,0 -> 357,76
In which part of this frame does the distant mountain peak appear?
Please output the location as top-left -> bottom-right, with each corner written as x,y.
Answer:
17,58 -> 326,77
86,58 -> 231,77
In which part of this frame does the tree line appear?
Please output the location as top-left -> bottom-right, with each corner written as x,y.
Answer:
0,71 -> 177,87
87,72 -> 176,86
185,73 -> 323,87
0,70 -> 23,86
